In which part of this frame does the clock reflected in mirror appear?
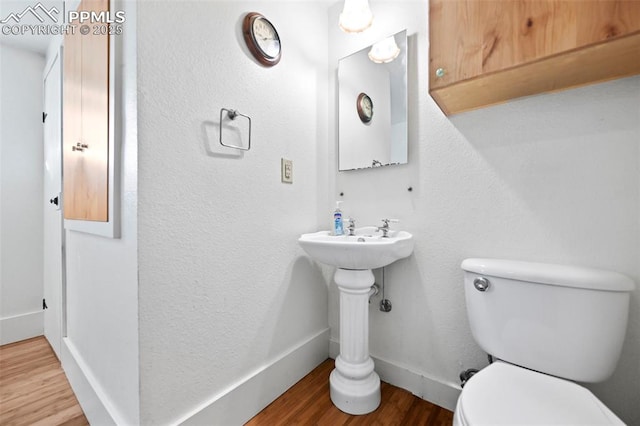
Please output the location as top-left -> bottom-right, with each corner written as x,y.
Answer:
357,92 -> 373,123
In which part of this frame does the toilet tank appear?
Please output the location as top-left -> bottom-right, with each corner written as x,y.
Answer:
461,258 -> 635,383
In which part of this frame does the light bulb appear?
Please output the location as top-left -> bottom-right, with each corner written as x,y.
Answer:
368,35 -> 401,63
339,0 -> 373,33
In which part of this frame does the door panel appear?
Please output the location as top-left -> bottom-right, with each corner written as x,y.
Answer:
63,0 -> 110,221
43,53 -> 64,359
80,0 -> 110,221
62,19 -> 83,220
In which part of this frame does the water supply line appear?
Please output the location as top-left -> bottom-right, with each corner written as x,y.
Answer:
379,267 -> 392,312
460,369 -> 479,388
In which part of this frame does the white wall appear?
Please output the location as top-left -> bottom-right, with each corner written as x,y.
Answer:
60,1 -> 140,424
328,1 -> 640,424
0,44 -> 45,344
136,2 -> 330,424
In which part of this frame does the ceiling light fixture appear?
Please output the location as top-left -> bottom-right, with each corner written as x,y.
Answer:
339,0 -> 373,33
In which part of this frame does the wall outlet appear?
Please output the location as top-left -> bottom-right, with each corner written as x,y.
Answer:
281,158 -> 293,184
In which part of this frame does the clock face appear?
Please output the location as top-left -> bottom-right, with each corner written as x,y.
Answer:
252,17 -> 280,59
362,97 -> 372,116
243,13 -> 281,66
357,93 -> 373,123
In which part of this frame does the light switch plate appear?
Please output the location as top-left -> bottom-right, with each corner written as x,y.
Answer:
281,158 -> 293,183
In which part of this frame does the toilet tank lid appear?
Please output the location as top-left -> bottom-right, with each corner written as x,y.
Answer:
461,258 -> 635,292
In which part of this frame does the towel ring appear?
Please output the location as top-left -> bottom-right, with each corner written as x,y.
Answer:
219,108 -> 251,151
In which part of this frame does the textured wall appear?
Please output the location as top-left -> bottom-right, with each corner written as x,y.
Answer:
328,1 -> 640,423
136,2 -> 329,423
0,45 -> 44,342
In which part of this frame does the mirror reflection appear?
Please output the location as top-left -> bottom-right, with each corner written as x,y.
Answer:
338,29 -> 408,171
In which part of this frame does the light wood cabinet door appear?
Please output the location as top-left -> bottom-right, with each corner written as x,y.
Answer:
63,0 -> 109,221
429,0 -> 640,115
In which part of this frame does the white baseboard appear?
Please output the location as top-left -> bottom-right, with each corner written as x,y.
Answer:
0,310 -> 43,345
61,338 -> 123,426
329,338 -> 461,411
178,328 -> 330,426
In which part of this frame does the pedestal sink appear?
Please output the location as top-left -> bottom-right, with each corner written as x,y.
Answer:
298,226 -> 414,415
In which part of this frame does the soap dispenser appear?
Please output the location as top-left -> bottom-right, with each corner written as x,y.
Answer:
333,201 -> 344,236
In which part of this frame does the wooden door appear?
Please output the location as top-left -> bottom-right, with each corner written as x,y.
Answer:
63,0 -> 110,221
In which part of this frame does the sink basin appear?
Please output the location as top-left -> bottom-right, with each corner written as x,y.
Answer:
298,226 -> 414,270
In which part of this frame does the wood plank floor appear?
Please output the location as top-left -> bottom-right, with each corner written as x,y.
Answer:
0,336 -> 88,426
1,338 -> 453,425
246,359 -> 454,425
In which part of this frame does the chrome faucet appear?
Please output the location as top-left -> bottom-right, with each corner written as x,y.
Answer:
377,219 -> 398,238
346,217 -> 356,236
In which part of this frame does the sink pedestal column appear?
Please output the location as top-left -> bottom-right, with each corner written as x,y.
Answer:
330,268 -> 380,415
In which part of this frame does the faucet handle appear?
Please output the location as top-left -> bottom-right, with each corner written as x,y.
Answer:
346,217 -> 356,235
380,218 -> 399,227
378,219 -> 398,237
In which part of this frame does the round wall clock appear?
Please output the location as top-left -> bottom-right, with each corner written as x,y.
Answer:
242,12 -> 281,67
356,92 -> 373,123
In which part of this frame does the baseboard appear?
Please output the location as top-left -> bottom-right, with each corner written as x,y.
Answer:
61,338 -> 124,426
329,338 -> 461,411
177,328 -> 330,426
0,310 -> 43,345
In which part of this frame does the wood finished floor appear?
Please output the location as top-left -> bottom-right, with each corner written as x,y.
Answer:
1,338 -> 453,425
0,336 -> 89,426
246,359 -> 454,425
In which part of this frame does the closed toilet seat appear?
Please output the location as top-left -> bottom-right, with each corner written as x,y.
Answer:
454,362 -> 624,425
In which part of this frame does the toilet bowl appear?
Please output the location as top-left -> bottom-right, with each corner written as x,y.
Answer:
455,258 -> 634,425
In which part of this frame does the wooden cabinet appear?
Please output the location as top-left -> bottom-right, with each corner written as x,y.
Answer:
63,0 -> 110,221
429,0 -> 640,115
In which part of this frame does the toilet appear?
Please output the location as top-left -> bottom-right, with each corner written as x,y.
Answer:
455,258 -> 635,425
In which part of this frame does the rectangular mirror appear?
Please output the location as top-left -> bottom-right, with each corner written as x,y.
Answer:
338,29 -> 408,171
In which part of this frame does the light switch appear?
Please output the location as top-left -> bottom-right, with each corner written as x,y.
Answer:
281,158 -> 293,183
